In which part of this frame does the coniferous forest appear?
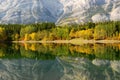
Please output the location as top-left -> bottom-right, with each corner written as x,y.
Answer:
0,21 -> 120,41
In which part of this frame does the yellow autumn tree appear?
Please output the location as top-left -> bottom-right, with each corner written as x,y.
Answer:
24,34 -> 30,41
14,33 -> 19,41
69,29 -> 75,39
0,27 -> 7,41
30,32 -> 37,40
75,29 -> 94,39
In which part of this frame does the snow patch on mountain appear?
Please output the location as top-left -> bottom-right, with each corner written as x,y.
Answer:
0,0 -> 120,24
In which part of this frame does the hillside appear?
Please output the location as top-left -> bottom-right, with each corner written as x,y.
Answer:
0,0 -> 120,24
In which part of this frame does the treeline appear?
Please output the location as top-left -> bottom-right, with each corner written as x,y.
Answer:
0,21 -> 120,41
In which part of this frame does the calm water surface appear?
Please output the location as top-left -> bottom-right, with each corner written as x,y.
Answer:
0,43 -> 120,80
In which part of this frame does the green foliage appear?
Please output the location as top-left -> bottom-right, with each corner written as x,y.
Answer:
55,27 -> 69,40
0,21 -> 120,41
94,25 -> 107,40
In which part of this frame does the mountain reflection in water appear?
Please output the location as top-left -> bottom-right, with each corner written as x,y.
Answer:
0,43 -> 120,80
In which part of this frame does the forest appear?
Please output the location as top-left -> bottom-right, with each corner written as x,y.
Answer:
0,21 -> 120,41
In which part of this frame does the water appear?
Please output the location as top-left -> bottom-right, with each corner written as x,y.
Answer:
0,43 -> 120,80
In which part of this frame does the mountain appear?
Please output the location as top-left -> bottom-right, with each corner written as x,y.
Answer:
0,0 -> 120,24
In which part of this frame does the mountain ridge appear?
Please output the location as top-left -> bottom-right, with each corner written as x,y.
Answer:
0,0 -> 120,24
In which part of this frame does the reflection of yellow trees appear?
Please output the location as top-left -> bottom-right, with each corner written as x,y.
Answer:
69,44 -> 120,55
22,43 -> 70,56
21,43 -> 120,55
13,43 -> 120,59
14,44 -> 19,50
94,44 -> 105,54
24,43 -> 37,51
24,43 -> 29,50
111,44 -> 120,50
69,45 -> 94,54
29,44 -> 36,51
25,43 -> 55,53
0,43 -> 120,60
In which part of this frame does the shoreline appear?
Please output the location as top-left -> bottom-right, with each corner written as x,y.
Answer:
12,39 -> 120,44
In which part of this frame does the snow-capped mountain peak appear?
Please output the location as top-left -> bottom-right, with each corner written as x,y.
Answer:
0,0 -> 120,24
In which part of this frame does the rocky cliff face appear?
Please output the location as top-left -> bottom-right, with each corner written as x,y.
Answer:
0,0 -> 120,24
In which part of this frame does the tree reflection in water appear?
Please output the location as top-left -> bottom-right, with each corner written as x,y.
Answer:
0,43 -> 119,80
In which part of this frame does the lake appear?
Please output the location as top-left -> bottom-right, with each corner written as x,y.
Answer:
0,43 -> 120,80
